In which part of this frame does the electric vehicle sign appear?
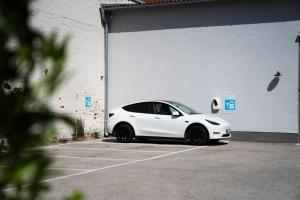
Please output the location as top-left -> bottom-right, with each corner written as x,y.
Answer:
85,96 -> 91,109
225,99 -> 236,111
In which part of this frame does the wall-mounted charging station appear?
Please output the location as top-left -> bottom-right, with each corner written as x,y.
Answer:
211,97 -> 221,113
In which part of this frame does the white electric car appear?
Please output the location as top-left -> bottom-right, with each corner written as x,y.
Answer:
107,101 -> 231,145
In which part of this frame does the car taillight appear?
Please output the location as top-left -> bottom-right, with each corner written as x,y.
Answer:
109,113 -> 114,118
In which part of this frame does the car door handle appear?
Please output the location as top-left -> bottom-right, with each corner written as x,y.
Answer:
130,115 -> 135,118
155,117 -> 160,119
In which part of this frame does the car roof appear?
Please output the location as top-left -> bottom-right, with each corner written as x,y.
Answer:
123,100 -> 174,106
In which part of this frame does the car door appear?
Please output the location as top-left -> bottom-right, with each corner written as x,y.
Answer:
126,102 -> 158,137
152,102 -> 187,138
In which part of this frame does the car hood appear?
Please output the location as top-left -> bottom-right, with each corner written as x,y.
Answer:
189,114 -> 230,125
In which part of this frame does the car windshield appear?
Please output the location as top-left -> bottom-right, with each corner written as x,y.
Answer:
166,101 -> 201,115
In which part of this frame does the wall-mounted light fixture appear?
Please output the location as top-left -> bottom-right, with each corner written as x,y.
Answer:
273,71 -> 282,77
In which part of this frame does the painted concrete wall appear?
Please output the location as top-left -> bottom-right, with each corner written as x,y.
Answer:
107,0 -> 300,133
31,0 -> 133,138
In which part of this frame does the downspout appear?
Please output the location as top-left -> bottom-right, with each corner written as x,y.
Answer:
100,7 -> 109,137
130,0 -> 144,3
297,33 -> 300,144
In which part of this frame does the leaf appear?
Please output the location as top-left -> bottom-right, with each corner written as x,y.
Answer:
2,82 -> 11,90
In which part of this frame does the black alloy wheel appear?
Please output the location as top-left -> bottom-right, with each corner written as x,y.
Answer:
187,126 -> 208,145
115,124 -> 134,143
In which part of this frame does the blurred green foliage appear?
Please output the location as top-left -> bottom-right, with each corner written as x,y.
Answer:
72,118 -> 85,140
0,0 -> 83,199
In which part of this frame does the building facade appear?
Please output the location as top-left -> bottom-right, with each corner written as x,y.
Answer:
101,0 -> 300,141
32,0 -> 299,141
31,0 -> 134,137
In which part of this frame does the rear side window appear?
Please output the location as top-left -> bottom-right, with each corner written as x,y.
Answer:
123,102 -> 154,114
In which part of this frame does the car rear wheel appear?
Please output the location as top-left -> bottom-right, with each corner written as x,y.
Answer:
186,126 -> 208,145
115,124 -> 134,143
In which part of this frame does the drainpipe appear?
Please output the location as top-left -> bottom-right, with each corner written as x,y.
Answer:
297,33 -> 300,144
100,8 -> 109,137
130,0 -> 144,3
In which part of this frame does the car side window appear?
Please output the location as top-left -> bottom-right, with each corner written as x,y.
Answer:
169,106 -> 177,113
123,102 -> 154,114
154,103 -> 173,115
123,104 -> 135,112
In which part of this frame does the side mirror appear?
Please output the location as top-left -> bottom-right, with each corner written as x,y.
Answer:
172,111 -> 180,116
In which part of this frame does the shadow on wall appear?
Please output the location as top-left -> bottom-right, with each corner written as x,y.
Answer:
267,76 -> 280,92
109,0 -> 300,33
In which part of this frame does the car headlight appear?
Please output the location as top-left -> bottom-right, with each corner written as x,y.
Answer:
205,119 -> 220,125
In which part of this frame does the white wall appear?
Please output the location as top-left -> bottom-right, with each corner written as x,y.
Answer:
31,0 -> 133,138
107,1 -> 300,133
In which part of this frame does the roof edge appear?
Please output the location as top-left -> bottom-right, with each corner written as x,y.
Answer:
100,0 -> 229,11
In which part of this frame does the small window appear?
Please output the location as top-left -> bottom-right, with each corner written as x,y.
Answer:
123,102 -> 154,114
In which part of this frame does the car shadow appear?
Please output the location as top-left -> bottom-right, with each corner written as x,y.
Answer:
102,137 -> 229,146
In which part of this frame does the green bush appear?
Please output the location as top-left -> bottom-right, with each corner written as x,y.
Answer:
0,0 -> 83,199
72,118 -> 85,140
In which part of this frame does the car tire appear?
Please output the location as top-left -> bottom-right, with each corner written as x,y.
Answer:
186,126 -> 208,145
115,124 -> 134,143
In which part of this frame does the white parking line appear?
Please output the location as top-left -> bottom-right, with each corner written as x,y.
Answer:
4,145 -> 206,192
1,166 -> 89,171
48,167 -> 90,171
51,155 -> 136,161
42,146 -> 170,153
41,139 -> 189,148
42,145 -> 206,183
38,140 -> 102,148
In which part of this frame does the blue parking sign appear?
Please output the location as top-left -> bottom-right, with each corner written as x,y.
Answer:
225,99 -> 236,111
85,96 -> 91,109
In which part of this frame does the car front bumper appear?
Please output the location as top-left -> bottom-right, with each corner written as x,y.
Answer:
209,126 -> 231,140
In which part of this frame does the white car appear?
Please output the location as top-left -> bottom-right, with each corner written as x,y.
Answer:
107,101 -> 231,145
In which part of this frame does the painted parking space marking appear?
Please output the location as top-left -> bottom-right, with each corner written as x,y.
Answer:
42,145 -> 206,184
41,140 -> 191,148
1,166 -> 90,171
42,146 -> 171,153
5,146 -> 207,191
37,140 -> 105,148
51,155 -> 136,161
48,167 -> 90,171
5,142 -> 206,192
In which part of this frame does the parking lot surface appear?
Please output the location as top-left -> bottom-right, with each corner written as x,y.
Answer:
42,139 -> 300,200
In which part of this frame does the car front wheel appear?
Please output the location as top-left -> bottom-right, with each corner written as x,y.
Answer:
186,126 -> 208,145
115,124 -> 134,143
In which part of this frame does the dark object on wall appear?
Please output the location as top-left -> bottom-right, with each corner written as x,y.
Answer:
211,99 -> 220,114
267,76 -> 280,92
273,71 -> 282,77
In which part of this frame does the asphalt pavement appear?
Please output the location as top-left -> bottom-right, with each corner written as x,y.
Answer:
40,139 -> 300,200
